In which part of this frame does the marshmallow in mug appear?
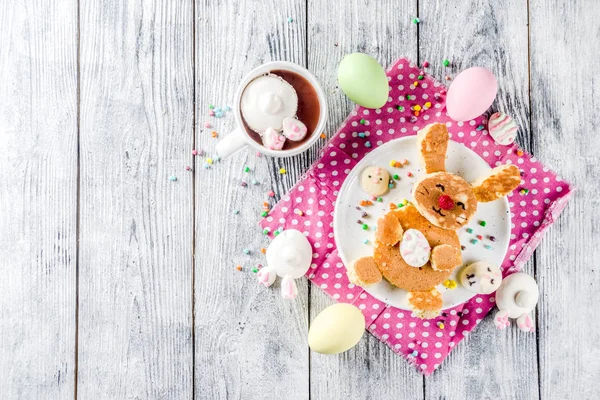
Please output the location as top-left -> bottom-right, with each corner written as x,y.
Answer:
261,127 -> 286,150
240,74 -> 298,133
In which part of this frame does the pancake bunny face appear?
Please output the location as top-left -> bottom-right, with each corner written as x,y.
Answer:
413,123 -> 521,230
413,172 -> 478,230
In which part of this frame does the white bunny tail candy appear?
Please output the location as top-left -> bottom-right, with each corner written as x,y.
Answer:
261,127 -> 286,150
282,117 -> 308,141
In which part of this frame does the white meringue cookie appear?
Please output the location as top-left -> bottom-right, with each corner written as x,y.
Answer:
240,74 -> 298,132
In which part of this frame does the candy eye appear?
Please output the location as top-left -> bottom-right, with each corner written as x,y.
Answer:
368,175 -> 372,178
457,201 -> 466,210
487,267 -> 492,272
490,279 -> 495,284
435,184 -> 445,192
379,177 -> 383,181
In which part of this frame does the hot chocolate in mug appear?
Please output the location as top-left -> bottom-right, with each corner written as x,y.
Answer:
216,61 -> 328,158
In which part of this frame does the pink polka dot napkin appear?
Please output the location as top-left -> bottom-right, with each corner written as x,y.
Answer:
259,58 -> 574,375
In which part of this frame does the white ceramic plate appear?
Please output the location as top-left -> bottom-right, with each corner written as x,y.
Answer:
333,136 -> 511,310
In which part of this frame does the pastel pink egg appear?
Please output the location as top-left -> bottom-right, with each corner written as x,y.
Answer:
446,67 -> 497,122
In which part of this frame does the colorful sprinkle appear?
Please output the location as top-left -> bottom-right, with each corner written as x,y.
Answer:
252,267 -> 259,273
204,122 -> 211,128
406,171 -> 413,177
517,149 -> 524,156
413,105 -> 422,111
389,203 -> 397,210
168,176 -> 177,181
244,166 -> 251,173
393,174 -> 399,180
215,111 -> 223,118
476,124 -> 485,131
320,133 -> 326,139
437,322 -> 445,329
185,166 -> 192,171
413,81 -> 419,87
466,228 -> 473,234
361,212 -> 368,218
294,209 -> 304,216
243,248 -> 250,255
236,265 -> 242,271
418,75 -> 424,80
209,104 -> 214,109
240,181 -> 248,187
389,159 -> 396,167
363,239 -> 369,244
476,235 -> 483,240
412,17 -> 420,24
215,107 -> 222,113
470,239 -> 478,244
443,279 -> 457,289
397,105 -> 404,111
279,168 -> 286,174
233,210 -> 240,215
484,244 -> 493,250
359,200 -> 373,207
376,197 -> 382,202
192,149 -> 198,156
479,220 -> 487,227
489,236 -> 497,242
358,132 -> 366,138
394,161 -> 402,167
400,198 -> 408,206
256,152 -> 262,157
211,131 -> 218,138
260,248 -> 267,254
273,230 -> 280,236
360,119 -> 366,124
362,224 -> 369,230
397,203 -> 404,208
251,179 -> 259,185
412,350 -> 418,357
268,190 -> 275,197
461,245 -> 466,251
287,17 -> 293,22
365,141 -> 371,148
520,188 -> 529,195
443,59 -> 450,67
261,211 -> 268,217
424,102 -> 432,108
263,228 -> 270,235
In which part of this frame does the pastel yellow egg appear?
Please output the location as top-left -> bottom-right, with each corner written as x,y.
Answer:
337,53 -> 389,109
308,303 -> 365,354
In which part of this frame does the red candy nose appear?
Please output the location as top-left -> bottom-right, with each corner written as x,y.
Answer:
438,195 -> 455,210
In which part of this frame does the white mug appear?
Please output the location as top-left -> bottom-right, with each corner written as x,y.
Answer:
216,61 -> 328,158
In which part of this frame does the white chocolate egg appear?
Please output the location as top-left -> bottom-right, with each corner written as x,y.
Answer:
261,127 -> 286,150
399,229 -> 431,267
459,261 -> 502,294
308,303 -> 365,354
496,272 -> 539,318
360,166 -> 390,197
266,229 -> 312,279
282,117 -> 308,141
488,111 -> 518,145
240,74 -> 298,132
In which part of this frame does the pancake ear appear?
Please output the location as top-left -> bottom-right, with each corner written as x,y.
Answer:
417,123 -> 449,173
472,164 -> 521,202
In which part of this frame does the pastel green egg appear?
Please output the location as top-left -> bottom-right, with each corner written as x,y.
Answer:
308,303 -> 365,354
337,53 -> 389,109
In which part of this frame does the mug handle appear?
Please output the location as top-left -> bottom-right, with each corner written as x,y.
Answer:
215,127 -> 249,158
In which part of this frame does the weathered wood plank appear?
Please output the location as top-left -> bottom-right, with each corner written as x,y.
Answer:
530,0 -> 600,398
0,1 -> 77,398
78,0 -> 194,398
418,1 -> 539,398
194,0 -> 310,399
307,1 -> 424,398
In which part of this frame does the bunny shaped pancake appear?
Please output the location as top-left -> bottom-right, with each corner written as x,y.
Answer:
346,123 -> 521,319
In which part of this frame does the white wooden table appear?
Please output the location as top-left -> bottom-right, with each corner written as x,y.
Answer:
1,1 -> 599,399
